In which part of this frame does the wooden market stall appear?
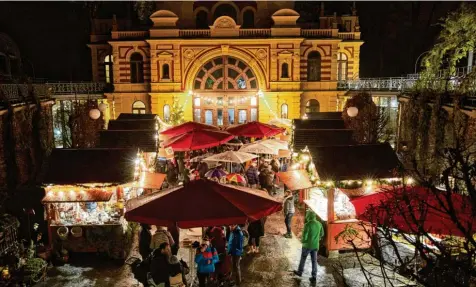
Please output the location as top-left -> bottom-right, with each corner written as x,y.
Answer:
292,143 -> 402,256
42,148 -> 139,259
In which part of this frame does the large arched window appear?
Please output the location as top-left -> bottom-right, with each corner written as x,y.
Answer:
196,10 -> 209,29
213,4 -> 237,22
194,56 -> 257,90
162,64 -> 170,80
104,55 -> 113,84
306,99 -> 320,114
337,52 -> 348,81
307,51 -> 321,81
0,54 -> 8,74
281,104 -> 288,119
281,63 -> 289,78
242,10 -> 255,28
132,101 -> 146,114
130,53 -> 144,83
163,104 -> 171,121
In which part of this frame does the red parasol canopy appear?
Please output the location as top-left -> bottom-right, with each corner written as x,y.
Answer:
163,129 -> 234,151
350,187 -> 475,237
161,121 -> 219,137
125,179 -> 283,228
226,121 -> 285,138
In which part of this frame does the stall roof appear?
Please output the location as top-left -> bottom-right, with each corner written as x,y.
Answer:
276,170 -> 313,191
44,148 -> 135,185
143,173 -> 166,190
309,143 -> 401,181
42,188 -> 113,203
302,112 -> 342,120
293,119 -> 346,130
293,129 -> 355,150
99,130 -> 157,152
117,113 -> 157,120
108,119 -> 157,131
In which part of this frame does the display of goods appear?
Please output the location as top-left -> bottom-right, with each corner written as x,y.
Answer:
71,226 -> 83,238
57,226 -> 69,240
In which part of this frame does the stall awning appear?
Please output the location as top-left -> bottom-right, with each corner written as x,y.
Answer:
42,187 -> 114,203
143,173 -> 166,190
276,170 -> 313,191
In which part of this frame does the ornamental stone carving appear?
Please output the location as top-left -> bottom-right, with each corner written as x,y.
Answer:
215,17 -> 235,28
256,49 -> 267,60
184,49 -> 195,59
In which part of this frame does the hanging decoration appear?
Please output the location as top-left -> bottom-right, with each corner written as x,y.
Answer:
98,102 -> 108,112
89,108 -> 101,120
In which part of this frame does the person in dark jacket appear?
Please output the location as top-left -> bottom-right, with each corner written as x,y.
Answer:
228,225 -> 244,285
150,242 -> 172,286
168,223 -> 180,256
245,163 -> 259,188
139,224 -> 152,260
247,218 -> 264,254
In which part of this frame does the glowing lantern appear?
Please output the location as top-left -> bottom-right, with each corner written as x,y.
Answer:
98,102 -> 108,112
347,107 -> 359,117
89,108 -> 101,120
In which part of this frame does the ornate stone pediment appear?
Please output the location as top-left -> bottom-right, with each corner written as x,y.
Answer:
210,16 -> 240,37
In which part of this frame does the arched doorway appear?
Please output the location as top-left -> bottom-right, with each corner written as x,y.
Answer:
192,55 -> 258,126
306,99 -> 320,116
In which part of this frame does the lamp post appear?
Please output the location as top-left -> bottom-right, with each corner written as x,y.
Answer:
414,51 -> 429,74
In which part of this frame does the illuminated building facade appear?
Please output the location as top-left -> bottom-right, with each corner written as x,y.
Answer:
88,1 -> 363,125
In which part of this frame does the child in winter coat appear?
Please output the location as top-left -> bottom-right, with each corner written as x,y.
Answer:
195,236 -> 219,287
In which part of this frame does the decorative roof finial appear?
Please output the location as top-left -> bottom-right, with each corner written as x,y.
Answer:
320,2 -> 325,17
112,14 -> 118,32
352,2 -> 357,16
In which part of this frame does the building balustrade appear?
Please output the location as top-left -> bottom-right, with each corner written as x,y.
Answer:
300,29 -> 333,38
239,29 -> 271,37
178,29 -> 211,38
111,31 -> 149,40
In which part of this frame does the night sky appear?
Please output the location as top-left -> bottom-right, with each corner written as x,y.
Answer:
0,1 -> 462,81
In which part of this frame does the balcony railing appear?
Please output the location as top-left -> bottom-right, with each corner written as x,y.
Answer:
338,32 -> 359,40
46,82 -> 106,95
338,78 -> 417,91
111,31 -> 149,40
239,29 -> 271,38
179,29 -> 211,38
301,29 -> 333,38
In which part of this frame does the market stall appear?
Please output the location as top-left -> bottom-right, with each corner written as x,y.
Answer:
42,148 -> 139,259
290,143 -> 402,256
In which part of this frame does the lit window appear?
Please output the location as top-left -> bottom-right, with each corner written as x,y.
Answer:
163,104 -> 170,121
217,97 -> 223,106
337,52 -> 348,81
104,55 -> 113,84
281,104 -> 288,119
132,101 -> 146,114
217,109 -> 223,126
238,110 -> 247,124
194,97 -> 201,107
194,109 -> 201,122
205,110 -> 213,125
237,77 -> 246,89
251,108 -> 257,121
250,96 -> 257,106
228,108 -> 235,124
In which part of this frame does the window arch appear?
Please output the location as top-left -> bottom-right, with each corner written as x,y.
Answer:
306,99 -> 320,114
104,55 -> 113,84
337,52 -> 348,81
0,54 -> 8,74
307,51 -> 321,81
193,56 -> 258,91
213,3 -> 237,22
281,63 -> 289,78
162,64 -> 170,80
130,52 -> 144,83
132,101 -> 146,114
163,104 -> 171,121
196,10 -> 209,29
242,9 -> 255,28
281,104 -> 288,119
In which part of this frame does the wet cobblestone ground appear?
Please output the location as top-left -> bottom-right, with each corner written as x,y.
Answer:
36,191 -> 388,287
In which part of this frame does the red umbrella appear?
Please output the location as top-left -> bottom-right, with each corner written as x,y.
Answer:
226,121 -> 285,138
350,187 -> 475,237
161,121 -> 219,137
125,179 -> 283,228
163,129 -> 234,151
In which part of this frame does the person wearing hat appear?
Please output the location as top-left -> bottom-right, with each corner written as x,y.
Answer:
195,236 -> 219,287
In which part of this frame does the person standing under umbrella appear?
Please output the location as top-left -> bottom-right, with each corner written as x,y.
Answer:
139,224 -> 152,260
195,236 -> 219,287
245,162 -> 259,189
228,225 -> 244,286
247,218 -> 264,254
151,226 -> 175,251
